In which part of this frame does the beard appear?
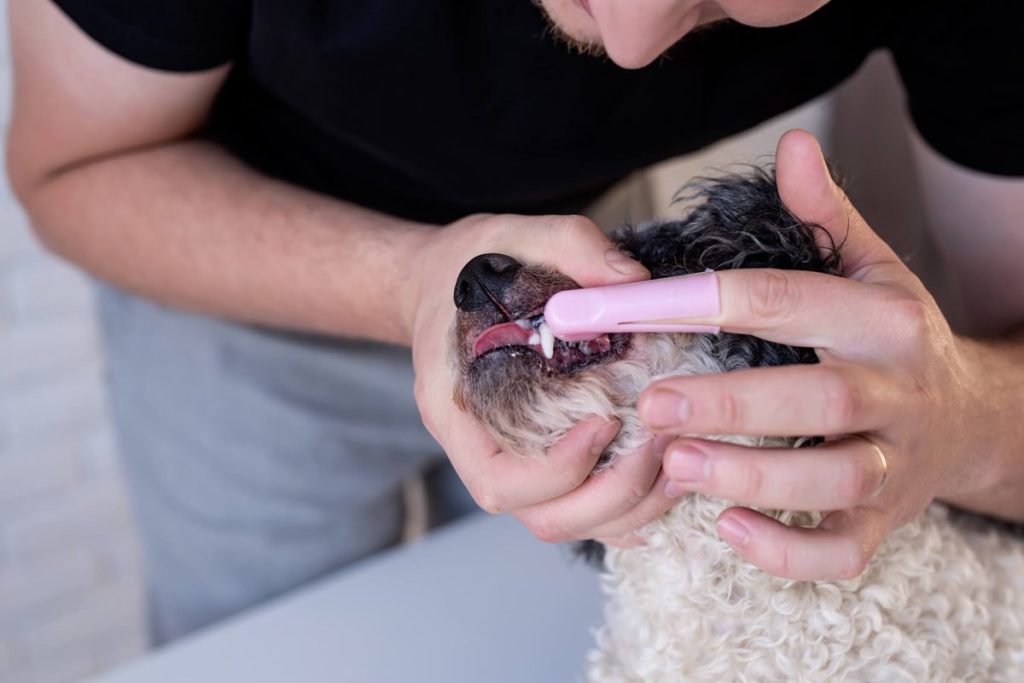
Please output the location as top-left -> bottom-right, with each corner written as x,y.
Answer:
530,0 -> 609,58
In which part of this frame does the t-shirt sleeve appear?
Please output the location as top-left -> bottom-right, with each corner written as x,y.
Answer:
51,0 -> 249,72
887,0 -> 1024,176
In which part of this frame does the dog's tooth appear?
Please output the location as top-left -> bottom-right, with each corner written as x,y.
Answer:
528,332 -> 540,345
539,321 -> 555,360
515,318 -> 531,329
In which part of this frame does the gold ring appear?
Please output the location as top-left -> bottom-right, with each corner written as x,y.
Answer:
849,434 -> 888,498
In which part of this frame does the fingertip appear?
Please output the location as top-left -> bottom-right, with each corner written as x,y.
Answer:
776,129 -> 837,221
603,248 -> 651,281
551,415 -> 621,466
541,216 -> 650,287
588,417 -> 622,458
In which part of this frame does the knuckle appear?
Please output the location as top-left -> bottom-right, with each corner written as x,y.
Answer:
549,450 -> 592,493
559,214 -> 595,239
777,543 -> 793,578
716,391 -> 744,431
739,460 -> 764,501
837,457 -> 873,506
887,294 -> 932,347
470,483 -> 503,515
554,215 -> 599,252
525,515 -> 569,544
834,540 -> 870,580
748,270 -> 798,323
412,376 -> 427,406
623,480 -> 648,510
820,369 -> 859,431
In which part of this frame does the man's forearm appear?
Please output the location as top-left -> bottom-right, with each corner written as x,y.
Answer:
940,332 -> 1024,521
17,139 -> 433,344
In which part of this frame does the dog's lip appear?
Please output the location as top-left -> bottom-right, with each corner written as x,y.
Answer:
471,321 -> 535,359
469,315 -> 625,374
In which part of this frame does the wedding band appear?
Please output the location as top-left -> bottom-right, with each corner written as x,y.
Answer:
850,434 -> 888,498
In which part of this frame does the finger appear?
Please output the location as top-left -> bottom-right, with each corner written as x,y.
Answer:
504,215 -> 650,287
639,362 -> 898,436
585,467 -> 677,543
660,436 -> 889,511
715,506 -> 887,581
447,411 -> 619,513
512,435 -> 669,543
775,129 -> 902,281
710,267 -> 903,351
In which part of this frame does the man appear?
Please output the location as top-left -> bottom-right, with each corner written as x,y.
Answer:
7,0 -> 1023,643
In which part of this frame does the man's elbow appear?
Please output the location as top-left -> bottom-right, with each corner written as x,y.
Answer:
4,130 -> 78,260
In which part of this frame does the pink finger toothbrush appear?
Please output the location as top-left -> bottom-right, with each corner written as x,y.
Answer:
543,271 -> 721,342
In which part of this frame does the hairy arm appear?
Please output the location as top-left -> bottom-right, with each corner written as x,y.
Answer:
910,132 -> 1024,521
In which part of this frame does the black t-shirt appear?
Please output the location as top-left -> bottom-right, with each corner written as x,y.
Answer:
52,0 -> 1023,224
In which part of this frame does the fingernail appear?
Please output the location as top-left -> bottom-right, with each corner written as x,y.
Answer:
590,420 -> 621,457
717,517 -> 750,548
667,446 -> 708,483
644,390 -> 690,428
604,248 -> 647,276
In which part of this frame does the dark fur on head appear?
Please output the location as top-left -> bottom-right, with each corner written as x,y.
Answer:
615,165 -> 842,370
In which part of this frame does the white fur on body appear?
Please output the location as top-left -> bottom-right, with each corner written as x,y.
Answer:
488,333 -> 1024,681
591,486 -> 1024,682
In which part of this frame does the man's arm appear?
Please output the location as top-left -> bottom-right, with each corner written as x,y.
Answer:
7,0 -> 432,344
8,0 -> 676,548
909,132 -> 1024,520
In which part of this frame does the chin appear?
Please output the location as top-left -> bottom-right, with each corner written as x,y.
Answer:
716,0 -> 832,27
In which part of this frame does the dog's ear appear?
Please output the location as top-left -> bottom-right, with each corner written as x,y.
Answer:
613,165 -> 843,371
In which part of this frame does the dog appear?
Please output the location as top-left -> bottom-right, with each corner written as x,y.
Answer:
450,167 -> 1024,682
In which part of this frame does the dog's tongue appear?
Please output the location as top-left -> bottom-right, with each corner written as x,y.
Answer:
471,322 -> 533,359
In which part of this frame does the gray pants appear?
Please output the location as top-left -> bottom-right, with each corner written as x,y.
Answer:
96,284 -> 475,644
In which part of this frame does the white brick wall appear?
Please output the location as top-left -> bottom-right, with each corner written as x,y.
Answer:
0,1 -> 147,680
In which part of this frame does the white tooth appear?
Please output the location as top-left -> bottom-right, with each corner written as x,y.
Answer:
580,344 -> 592,356
539,321 -> 555,360
527,332 -> 540,345
515,318 -> 531,329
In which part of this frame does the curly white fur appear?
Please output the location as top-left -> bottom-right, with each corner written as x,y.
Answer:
485,332 -> 1024,681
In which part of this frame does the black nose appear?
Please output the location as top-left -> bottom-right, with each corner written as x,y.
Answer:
454,253 -> 523,312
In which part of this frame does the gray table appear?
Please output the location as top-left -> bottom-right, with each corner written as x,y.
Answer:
87,513 -> 605,683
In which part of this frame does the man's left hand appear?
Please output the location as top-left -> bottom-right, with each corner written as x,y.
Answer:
636,129 -> 988,581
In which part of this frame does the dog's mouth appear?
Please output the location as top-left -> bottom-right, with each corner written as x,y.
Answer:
470,310 -> 626,374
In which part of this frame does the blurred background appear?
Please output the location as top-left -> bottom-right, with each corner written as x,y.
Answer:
0,2 -> 946,678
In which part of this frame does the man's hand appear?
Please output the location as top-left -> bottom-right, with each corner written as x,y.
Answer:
638,129 -> 992,580
408,213 -> 678,545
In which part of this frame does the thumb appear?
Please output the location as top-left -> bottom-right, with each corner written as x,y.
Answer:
775,129 -> 900,279
532,215 -> 650,288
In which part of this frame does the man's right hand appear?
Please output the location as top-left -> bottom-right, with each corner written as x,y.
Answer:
408,213 -> 678,546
